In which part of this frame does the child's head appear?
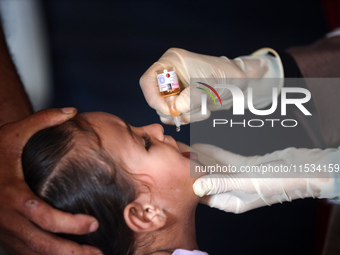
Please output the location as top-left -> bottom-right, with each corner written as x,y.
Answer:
22,112 -> 199,255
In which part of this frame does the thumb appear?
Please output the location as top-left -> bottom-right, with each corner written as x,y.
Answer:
0,108 -> 77,173
3,108 -> 77,149
193,172 -> 249,197
159,109 -> 209,125
193,174 -> 232,197
176,86 -> 205,115
172,87 -> 210,124
19,108 -> 78,141
175,87 -> 190,114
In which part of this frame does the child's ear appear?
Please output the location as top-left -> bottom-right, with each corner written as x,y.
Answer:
124,201 -> 167,233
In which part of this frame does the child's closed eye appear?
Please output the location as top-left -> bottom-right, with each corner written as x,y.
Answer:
142,133 -> 152,150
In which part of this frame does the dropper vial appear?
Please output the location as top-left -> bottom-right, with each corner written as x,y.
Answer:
156,67 -> 181,132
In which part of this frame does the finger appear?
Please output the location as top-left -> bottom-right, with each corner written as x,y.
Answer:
175,86 -> 190,113
159,115 -> 174,125
199,193 -> 241,214
193,172 -> 251,197
159,115 -> 190,125
199,193 -> 230,208
185,108 -> 210,123
176,85 -> 205,115
0,108 -> 77,171
21,195 -> 98,235
199,194 -> 215,206
5,214 -> 101,255
140,48 -> 190,116
10,108 -> 77,147
159,86 -> 209,124
25,231 -> 103,255
158,87 -> 208,124
0,108 -> 78,180
26,231 -> 103,255
159,108 -> 209,125
0,235 -> 40,255
2,184 -> 98,235
30,234 -> 103,255
140,62 -> 169,115
193,174 -> 231,197
161,48 -> 191,86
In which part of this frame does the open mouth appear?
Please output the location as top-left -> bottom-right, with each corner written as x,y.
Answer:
181,152 -> 198,160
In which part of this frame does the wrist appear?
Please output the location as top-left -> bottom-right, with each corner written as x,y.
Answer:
250,48 -> 284,79
231,48 -> 285,109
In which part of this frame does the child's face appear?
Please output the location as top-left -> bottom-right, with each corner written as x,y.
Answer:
80,112 -> 199,206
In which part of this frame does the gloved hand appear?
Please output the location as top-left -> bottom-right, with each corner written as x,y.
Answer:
192,143 -> 339,214
140,48 -> 283,125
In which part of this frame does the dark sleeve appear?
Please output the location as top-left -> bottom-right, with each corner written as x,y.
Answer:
286,36 -> 340,78
284,36 -> 340,147
277,50 -> 303,78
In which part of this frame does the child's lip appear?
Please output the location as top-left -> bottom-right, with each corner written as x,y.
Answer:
181,152 -> 198,160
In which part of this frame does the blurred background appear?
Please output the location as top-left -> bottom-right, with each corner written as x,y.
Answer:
1,0 -> 339,254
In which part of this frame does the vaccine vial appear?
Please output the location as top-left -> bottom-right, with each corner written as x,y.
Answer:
156,67 -> 181,132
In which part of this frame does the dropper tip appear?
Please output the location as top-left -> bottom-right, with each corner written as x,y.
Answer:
173,115 -> 181,132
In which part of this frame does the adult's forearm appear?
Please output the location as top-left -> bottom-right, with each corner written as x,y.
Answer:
0,24 -> 32,126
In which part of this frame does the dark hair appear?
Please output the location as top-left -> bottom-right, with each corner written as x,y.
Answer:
22,116 -> 137,255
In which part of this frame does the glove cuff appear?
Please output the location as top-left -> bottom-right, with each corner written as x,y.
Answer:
233,48 -> 285,109
251,48 -> 285,108
251,47 -> 284,78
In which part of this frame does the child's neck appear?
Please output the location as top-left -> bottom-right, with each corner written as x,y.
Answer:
152,203 -> 198,253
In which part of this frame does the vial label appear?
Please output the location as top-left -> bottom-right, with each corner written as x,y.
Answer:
157,70 -> 179,92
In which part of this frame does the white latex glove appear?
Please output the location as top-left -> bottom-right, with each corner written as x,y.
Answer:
192,144 -> 340,214
139,48 -> 283,124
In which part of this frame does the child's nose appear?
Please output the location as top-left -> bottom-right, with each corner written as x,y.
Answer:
146,124 -> 164,141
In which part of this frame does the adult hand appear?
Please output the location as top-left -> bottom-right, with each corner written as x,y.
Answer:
192,144 -> 338,214
140,48 -> 283,125
0,108 -> 102,255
